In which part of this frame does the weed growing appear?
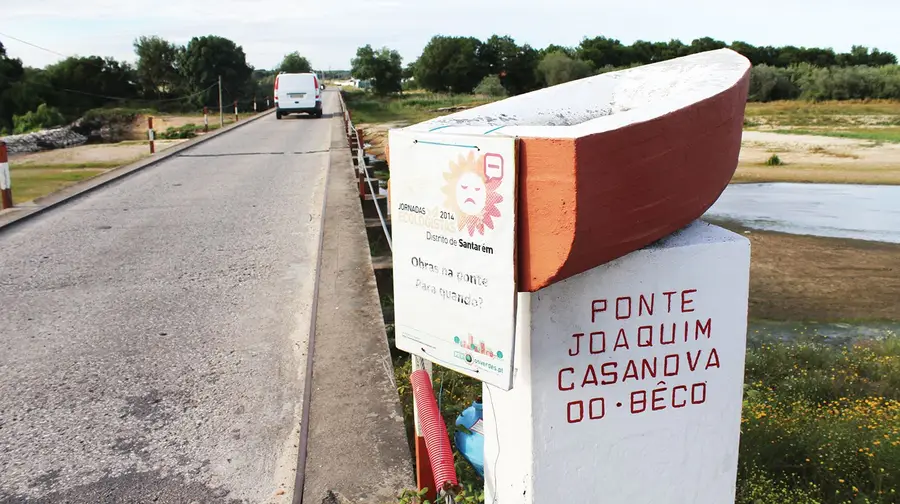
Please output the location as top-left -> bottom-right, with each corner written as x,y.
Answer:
158,124 -> 200,139
738,334 -> 900,503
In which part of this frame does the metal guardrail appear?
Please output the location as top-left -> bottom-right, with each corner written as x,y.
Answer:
337,89 -> 459,503
336,90 -> 392,252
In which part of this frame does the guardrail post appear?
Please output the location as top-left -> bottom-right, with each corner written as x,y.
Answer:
148,117 -> 155,154
233,101 -> 238,122
1,142 -> 12,210
203,107 -> 209,133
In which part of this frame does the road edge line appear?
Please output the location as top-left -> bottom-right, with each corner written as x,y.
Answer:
0,108 -> 276,232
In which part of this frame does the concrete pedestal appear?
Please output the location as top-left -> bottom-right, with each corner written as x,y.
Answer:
484,220 -> 751,504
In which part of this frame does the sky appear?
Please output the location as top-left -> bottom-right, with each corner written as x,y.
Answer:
1,0 -> 899,71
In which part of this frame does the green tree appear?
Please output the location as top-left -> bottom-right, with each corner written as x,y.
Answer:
179,35 -> 253,107
629,40 -> 668,64
0,41 -> 26,132
351,44 -> 403,95
42,56 -> 138,117
278,52 -> 312,74
254,68 -> 277,97
133,35 -> 182,99
13,103 -> 66,134
540,44 -> 576,59
748,65 -> 800,101
577,36 -> 631,68
687,37 -> 728,55
473,75 -> 507,97
537,51 -> 594,86
478,35 -> 540,95
415,36 -> 486,93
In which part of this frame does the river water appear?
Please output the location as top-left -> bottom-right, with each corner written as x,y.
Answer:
747,320 -> 899,346
702,182 -> 899,343
703,183 -> 900,243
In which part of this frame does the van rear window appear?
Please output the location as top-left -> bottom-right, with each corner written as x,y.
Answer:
278,75 -> 317,88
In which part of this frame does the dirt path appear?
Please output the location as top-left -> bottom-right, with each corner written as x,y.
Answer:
717,224 -> 900,322
10,140 -> 187,167
736,131 -> 900,184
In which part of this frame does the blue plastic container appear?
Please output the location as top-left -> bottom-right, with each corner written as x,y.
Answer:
454,399 -> 484,477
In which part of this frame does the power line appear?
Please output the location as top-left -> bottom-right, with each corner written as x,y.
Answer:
0,31 -> 260,108
0,30 -> 69,59
21,77 -> 220,106
58,82 -> 219,104
0,31 -> 223,106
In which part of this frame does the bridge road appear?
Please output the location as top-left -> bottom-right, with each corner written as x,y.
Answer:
0,92 -> 339,502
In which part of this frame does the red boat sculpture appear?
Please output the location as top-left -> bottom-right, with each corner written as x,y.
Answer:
396,48 -> 752,292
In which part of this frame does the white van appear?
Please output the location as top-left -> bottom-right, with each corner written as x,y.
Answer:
274,72 -> 323,119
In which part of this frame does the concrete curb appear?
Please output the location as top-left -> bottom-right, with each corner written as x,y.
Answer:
298,109 -> 414,504
0,108 -> 276,232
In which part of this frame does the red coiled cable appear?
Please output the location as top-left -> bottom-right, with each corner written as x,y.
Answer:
410,369 -> 459,494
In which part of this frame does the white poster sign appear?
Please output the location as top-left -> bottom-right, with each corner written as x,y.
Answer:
388,129 -> 518,389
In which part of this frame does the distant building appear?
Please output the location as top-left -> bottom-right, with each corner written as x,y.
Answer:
336,78 -> 373,90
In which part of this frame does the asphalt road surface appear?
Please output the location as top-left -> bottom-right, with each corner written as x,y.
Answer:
0,92 -> 338,503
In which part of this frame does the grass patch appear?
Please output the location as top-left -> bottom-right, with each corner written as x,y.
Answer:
10,161 -> 126,170
770,128 -> 900,143
745,100 -> 900,128
738,334 -> 900,504
343,90 -> 499,125
745,100 -> 900,116
765,153 -> 784,166
9,165 -> 110,202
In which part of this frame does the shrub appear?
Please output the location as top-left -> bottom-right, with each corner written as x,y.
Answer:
765,154 -> 783,166
538,51 -> 594,86
473,75 -> 507,97
158,124 -> 199,139
749,65 -> 801,102
72,108 -> 147,141
81,108 -> 144,125
12,103 -> 67,134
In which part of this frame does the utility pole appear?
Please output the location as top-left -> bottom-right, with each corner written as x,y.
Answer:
218,75 -> 224,128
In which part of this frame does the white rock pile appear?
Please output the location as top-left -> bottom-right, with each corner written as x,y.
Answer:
0,126 -> 88,155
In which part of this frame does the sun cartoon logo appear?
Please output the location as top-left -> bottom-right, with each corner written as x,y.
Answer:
441,151 -> 503,236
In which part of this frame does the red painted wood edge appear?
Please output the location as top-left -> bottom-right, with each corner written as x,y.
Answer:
517,69 -> 750,292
